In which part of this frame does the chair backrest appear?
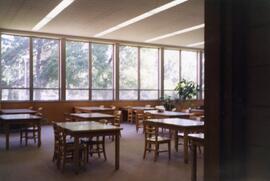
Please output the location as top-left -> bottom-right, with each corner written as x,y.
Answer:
144,112 -> 152,120
99,119 -> 108,124
135,110 -> 144,122
111,105 -> 116,110
114,110 -> 121,126
127,109 -> 133,121
64,112 -> 73,122
144,125 -> 158,141
145,104 -> 151,108
99,105 -> 105,108
36,107 -> 43,116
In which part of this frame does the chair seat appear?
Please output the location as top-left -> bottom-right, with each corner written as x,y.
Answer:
147,136 -> 171,142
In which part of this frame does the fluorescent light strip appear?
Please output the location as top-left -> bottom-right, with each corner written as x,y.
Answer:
145,24 -> 204,42
187,41 -> 204,47
32,0 -> 74,31
94,0 -> 188,37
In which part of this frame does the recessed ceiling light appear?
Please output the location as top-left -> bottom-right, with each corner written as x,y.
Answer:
94,0 -> 188,37
32,0 -> 74,31
187,41 -> 204,47
145,24 -> 204,42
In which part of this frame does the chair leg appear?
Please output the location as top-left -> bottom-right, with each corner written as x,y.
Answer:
154,143 -> 159,161
20,130 -> 23,145
25,132 -> 28,146
168,142 -> 171,160
102,137 -> 107,160
143,141 -> 147,159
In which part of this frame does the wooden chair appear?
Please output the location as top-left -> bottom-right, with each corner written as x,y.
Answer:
81,119 -> 108,161
20,107 -> 43,145
53,124 -> 87,171
127,109 -> 134,123
113,110 -> 121,127
135,110 -> 144,133
111,105 -> 116,110
143,125 -> 171,161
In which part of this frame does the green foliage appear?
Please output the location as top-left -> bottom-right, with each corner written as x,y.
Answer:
175,79 -> 200,100
159,96 -> 175,111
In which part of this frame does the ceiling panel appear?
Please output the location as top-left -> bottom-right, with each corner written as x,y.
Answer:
0,0 -> 204,48
0,0 -> 61,30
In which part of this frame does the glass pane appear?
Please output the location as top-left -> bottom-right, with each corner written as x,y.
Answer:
66,41 -> 89,89
1,34 -> 30,89
92,43 -> 113,89
33,38 -> 59,100
2,89 -> 29,101
119,90 -> 138,100
164,90 -> 178,99
119,46 -> 138,89
66,90 -> 89,100
181,51 -> 197,83
140,90 -> 158,100
140,48 -> 159,89
33,38 -> 59,89
92,90 -> 113,100
33,89 -> 59,100
164,50 -> 179,90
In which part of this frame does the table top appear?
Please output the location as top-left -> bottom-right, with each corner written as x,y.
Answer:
145,118 -> 204,128
0,109 -> 36,114
188,133 -> 204,140
145,110 -> 191,117
124,106 -> 156,111
0,114 -> 42,121
70,113 -> 115,119
56,121 -> 122,133
75,106 -> 115,111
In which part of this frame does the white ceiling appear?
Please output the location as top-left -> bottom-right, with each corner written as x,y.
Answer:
0,0 -> 204,48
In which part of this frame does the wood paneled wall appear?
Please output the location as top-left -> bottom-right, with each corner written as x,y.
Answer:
0,100 -> 203,123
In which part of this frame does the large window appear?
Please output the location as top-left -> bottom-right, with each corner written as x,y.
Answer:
140,48 -> 159,100
119,46 -> 138,100
33,38 -> 60,100
181,50 -> 198,83
164,49 -> 179,98
1,34 -> 30,100
66,41 -> 89,100
91,43 -> 114,100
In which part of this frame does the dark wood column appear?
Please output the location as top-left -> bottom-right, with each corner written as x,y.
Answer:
205,0 -> 270,180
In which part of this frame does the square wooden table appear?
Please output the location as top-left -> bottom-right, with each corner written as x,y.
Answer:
144,118 -> 204,163
0,109 -> 36,114
74,106 -> 115,113
0,114 -> 42,150
70,113 -> 115,124
145,110 -> 192,119
56,121 -> 122,173
189,133 -> 204,181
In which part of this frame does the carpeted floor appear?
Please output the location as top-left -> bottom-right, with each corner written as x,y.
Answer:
0,123 -> 203,181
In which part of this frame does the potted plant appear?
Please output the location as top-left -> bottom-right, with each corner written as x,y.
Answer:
159,96 -> 175,111
175,79 -> 200,110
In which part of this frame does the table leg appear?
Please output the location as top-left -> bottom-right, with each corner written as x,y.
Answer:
74,136 -> 80,174
115,131 -> 120,170
184,130 -> 189,163
191,143 -> 197,181
5,123 -> 9,150
38,122 -> 41,147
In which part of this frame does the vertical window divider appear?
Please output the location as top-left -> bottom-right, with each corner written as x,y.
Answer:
115,43 -> 119,100
160,48 -> 164,99
89,42 -> 92,101
199,51 -> 203,99
60,38 -> 66,101
179,50 -> 182,83
29,37 -> 33,101
138,46 -> 141,100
